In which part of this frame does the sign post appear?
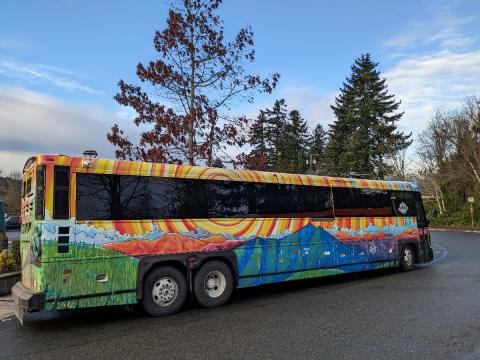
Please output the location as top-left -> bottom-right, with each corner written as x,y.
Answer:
0,201 -> 6,251
468,197 -> 474,228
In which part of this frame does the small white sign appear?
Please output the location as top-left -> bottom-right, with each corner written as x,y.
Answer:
468,197 -> 475,203
398,202 -> 408,215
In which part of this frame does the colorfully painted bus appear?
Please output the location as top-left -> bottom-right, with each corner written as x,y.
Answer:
13,155 -> 433,322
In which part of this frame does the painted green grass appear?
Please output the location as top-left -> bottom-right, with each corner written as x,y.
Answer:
40,243 -> 138,310
288,268 -> 344,281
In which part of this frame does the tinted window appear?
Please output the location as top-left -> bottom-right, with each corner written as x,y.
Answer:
256,183 -> 333,217
76,173 -> 118,220
150,177 -> 207,219
414,192 -> 428,227
76,173 -> 334,220
360,189 -> 393,216
391,191 -> 417,217
35,165 -> 45,220
23,177 -> 32,197
333,188 -> 361,216
76,174 -> 208,220
120,176 -> 150,219
208,181 -> 255,217
53,166 -> 69,219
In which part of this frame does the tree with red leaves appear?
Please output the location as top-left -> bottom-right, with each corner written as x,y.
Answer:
108,0 -> 279,166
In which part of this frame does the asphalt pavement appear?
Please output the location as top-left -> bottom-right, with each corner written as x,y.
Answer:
0,231 -> 479,360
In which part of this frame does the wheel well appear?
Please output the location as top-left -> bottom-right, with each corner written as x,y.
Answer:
145,260 -> 187,279
137,260 -> 187,300
137,254 -> 238,300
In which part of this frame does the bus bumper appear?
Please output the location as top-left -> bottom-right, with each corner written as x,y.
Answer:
428,247 -> 434,261
11,282 -> 45,324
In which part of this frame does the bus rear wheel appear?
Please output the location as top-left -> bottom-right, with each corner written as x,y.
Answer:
194,260 -> 233,308
142,266 -> 187,316
400,245 -> 415,272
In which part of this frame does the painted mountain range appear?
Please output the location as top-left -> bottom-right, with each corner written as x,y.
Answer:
102,233 -> 248,256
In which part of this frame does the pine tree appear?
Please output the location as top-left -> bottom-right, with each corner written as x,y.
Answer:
241,111 -> 270,170
277,110 -> 310,173
308,124 -> 327,173
264,99 -> 288,169
310,124 -> 327,156
324,53 -> 411,178
211,158 -> 225,168
249,111 -> 268,156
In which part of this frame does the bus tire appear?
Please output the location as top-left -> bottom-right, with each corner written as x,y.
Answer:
142,266 -> 187,316
400,244 -> 415,272
194,260 -> 233,308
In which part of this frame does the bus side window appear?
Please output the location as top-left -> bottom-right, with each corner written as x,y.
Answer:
414,192 -> 428,227
332,188 -> 361,217
53,166 -> 70,219
390,191 -> 417,217
360,189 -> 393,216
23,176 -> 32,197
35,165 -> 45,220
255,184 -> 333,218
207,180 -> 255,218
149,177 -> 208,219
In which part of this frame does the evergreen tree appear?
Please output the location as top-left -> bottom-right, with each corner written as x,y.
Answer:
264,99 -> 288,169
308,124 -> 327,173
277,110 -> 310,173
211,158 -> 225,168
249,111 -> 268,156
324,53 -> 411,178
310,124 -> 327,155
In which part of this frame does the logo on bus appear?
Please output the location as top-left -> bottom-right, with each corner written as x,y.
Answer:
398,202 -> 408,215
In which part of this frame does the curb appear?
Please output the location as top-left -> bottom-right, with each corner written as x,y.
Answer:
430,228 -> 480,234
0,295 -> 14,321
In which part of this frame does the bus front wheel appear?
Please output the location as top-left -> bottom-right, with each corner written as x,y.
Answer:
194,260 -> 233,308
400,245 -> 415,272
142,266 -> 187,316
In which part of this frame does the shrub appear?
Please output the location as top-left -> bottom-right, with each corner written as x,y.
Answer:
0,241 -> 21,273
11,240 -> 20,267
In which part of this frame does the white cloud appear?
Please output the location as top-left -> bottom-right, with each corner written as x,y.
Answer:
383,9 -> 478,51
0,58 -> 101,95
239,85 -> 335,131
278,86 -> 336,130
0,86 -> 136,173
385,50 -> 480,137
380,1 -> 480,143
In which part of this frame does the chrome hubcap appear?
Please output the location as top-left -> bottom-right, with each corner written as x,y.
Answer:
152,277 -> 178,306
204,270 -> 226,298
404,248 -> 413,266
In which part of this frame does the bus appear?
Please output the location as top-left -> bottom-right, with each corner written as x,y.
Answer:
13,154 -> 433,322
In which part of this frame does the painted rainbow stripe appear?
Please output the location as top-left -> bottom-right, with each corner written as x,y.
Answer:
32,154 -> 418,190
27,154 -> 419,221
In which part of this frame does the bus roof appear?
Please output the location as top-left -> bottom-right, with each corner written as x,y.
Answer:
29,154 -> 419,192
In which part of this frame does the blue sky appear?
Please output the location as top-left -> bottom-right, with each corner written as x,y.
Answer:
0,0 -> 479,172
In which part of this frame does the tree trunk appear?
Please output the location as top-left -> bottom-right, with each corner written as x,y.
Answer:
188,30 -> 196,166
207,124 -> 214,167
467,158 -> 480,187
433,181 -> 446,214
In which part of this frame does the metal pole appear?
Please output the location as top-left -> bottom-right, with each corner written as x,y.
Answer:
0,201 -> 6,251
471,202 -> 474,229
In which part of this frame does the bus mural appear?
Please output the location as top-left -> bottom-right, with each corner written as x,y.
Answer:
13,155 -> 433,323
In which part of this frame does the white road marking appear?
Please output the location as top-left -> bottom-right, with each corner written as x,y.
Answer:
430,243 -> 447,264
